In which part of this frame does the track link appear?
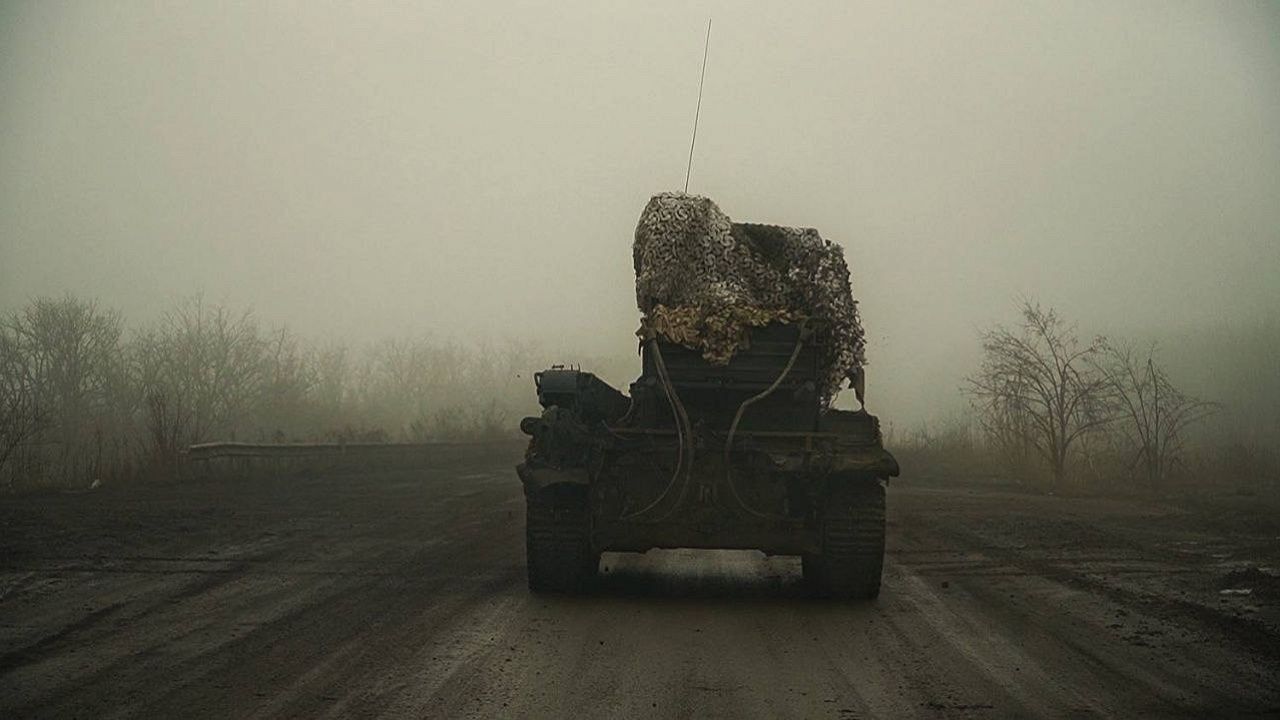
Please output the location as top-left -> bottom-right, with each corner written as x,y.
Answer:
805,479 -> 886,600
525,485 -> 597,593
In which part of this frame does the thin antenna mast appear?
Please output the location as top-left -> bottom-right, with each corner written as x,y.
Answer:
684,18 -> 712,194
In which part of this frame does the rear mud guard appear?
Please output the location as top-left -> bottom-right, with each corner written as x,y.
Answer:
516,463 -> 590,496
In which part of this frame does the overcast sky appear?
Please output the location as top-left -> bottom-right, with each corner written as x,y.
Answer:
2,0 -> 1277,425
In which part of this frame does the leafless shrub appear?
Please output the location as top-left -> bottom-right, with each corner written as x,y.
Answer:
966,301 -> 1115,488
1101,342 -> 1217,488
889,417 -> 996,481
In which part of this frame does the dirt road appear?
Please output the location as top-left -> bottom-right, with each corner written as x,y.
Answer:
2,446 -> 1278,718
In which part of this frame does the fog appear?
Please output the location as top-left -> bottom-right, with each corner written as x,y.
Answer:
2,0 -> 1278,427
6,6 -> 1280,711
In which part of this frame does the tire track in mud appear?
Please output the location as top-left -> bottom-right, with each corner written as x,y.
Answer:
0,601 -> 127,675
0,540 -> 290,694
889,508 -> 1280,716
919,518 -> 1280,661
1,462 -> 524,719
64,514 -> 518,719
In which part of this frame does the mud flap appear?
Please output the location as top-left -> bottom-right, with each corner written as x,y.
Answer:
516,463 -> 590,495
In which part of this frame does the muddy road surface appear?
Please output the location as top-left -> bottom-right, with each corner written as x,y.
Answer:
2,446 -> 1278,718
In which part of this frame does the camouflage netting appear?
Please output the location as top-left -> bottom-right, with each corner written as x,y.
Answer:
633,192 -> 865,405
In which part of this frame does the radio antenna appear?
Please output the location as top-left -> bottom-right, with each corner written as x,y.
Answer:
683,18 -> 712,194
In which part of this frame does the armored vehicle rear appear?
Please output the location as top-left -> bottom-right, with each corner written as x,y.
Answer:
517,193 -> 898,599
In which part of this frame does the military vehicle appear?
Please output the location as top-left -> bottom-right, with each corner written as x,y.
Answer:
516,195 -> 899,599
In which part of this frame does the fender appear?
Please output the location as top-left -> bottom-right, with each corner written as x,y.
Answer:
516,462 -> 590,496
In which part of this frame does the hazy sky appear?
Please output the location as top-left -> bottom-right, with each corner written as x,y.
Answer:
3,1 -> 1278,425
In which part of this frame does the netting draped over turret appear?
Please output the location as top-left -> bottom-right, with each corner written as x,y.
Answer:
633,192 -> 865,406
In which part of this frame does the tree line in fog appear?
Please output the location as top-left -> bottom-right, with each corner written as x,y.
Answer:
0,295 -> 550,489
2,294 -> 1275,493
898,300 -> 1278,494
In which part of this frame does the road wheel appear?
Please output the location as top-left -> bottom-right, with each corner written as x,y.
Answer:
525,485 -> 597,593
807,479 -> 885,600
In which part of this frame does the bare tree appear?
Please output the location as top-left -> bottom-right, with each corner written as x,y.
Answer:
1102,342 -> 1217,487
966,301 -> 1114,487
974,381 -> 1040,482
131,296 -> 267,453
0,327 -> 45,482
254,326 -> 317,439
2,296 -> 129,484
